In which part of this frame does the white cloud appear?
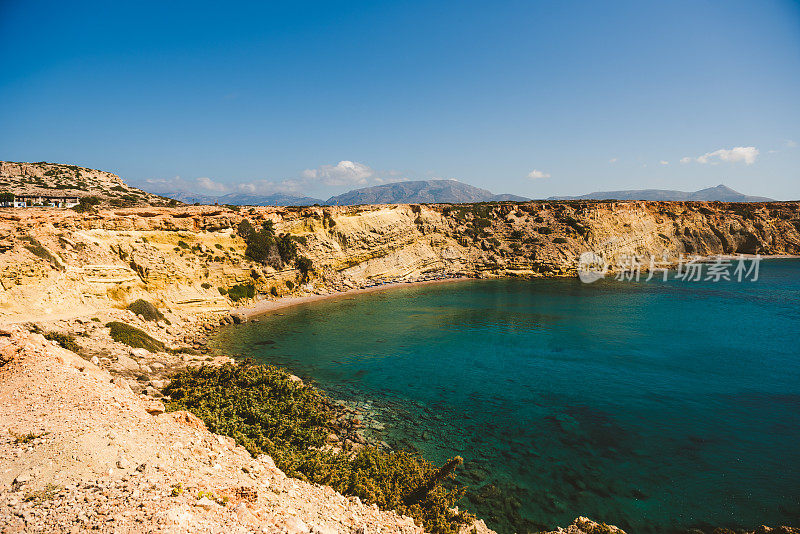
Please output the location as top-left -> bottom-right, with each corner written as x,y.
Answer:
786,139 -> 798,148
234,179 -> 305,195
144,175 -> 230,194
608,158 -> 618,164
143,175 -> 306,196
196,176 -> 228,192
301,160 -> 374,186
527,169 -> 551,179
682,146 -> 759,165
659,160 -> 669,165
143,160 -> 397,197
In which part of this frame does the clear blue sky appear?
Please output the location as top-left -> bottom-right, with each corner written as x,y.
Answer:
2,0 -> 799,199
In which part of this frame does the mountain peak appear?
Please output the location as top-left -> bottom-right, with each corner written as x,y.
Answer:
549,184 -> 772,203
325,179 -> 528,205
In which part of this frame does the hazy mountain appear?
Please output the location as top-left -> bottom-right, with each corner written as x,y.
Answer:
549,184 -> 773,202
163,191 -> 324,206
159,179 -> 529,206
326,179 -> 529,205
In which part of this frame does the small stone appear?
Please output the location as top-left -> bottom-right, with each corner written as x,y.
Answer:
116,458 -> 130,469
13,472 -> 32,485
282,516 -> 309,534
195,496 -> 217,510
145,400 -> 166,415
91,356 -> 100,365
130,348 -> 150,359
230,312 -> 247,324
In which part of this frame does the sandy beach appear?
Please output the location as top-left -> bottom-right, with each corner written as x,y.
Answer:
237,276 -> 473,319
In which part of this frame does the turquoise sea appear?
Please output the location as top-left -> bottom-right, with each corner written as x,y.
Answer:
209,259 -> 800,533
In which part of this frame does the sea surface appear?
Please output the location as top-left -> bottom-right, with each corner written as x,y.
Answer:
209,259 -> 800,533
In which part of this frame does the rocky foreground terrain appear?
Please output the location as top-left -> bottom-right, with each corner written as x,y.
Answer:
0,325 -> 431,533
1,168 -> 800,533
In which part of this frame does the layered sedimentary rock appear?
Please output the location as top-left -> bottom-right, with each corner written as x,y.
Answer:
0,200 -> 798,322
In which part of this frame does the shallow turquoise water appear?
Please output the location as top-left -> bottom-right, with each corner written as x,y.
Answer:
209,259 -> 800,533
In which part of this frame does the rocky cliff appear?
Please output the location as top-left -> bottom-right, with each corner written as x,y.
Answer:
0,161 -> 170,207
1,200 -> 799,322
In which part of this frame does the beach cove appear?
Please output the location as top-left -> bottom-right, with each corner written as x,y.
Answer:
210,260 -> 800,533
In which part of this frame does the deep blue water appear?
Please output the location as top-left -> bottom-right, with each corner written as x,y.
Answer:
209,259 -> 800,533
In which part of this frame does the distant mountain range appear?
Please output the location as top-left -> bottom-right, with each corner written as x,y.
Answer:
160,181 -> 773,206
326,180 -> 528,205
549,184 -> 773,203
162,179 -> 529,206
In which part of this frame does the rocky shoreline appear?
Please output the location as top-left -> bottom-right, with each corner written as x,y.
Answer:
2,286 -> 797,534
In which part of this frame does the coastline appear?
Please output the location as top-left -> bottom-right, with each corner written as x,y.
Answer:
236,275 -> 474,320
231,254 -> 800,321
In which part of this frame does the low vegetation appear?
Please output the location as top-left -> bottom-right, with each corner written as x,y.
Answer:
227,283 -> 255,302
44,331 -> 80,352
10,430 -> 46,444
71,196 -> 101,213
21,236 -> 63,271
164,361 -> 473,533
237,219 -> 312,276
106,321 -> 165,352
23,483 -> 60,504
127,299 -> 166,322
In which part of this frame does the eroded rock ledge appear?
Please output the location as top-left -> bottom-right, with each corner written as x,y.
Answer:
1,201 -> 799,323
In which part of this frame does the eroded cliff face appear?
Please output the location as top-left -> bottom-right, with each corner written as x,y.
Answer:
1,200 -> 798,322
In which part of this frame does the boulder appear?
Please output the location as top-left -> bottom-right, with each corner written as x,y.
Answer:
115,354 -> 139,371
130,348 -> 150,359
144,401 -> 166,415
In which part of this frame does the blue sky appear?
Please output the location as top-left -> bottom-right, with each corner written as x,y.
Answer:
1,0 -> 799,199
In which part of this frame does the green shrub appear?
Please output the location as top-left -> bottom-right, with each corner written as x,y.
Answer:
285,280 -> 294,290
201,282 -> 212,289
276,233 -> 297,264
44,332 -> 79,352
553,237 -> 567,244
227,284 -> 255,302
72,196 -> 101,213
106,321 -> 165,352
164,362 -> 472,533
473,218 -> 492,229
127,299 -> 165,322
295,256 -> 313,280
177,240 -> 190,249
536,226 -> 552,235
270,287 -> 279,297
